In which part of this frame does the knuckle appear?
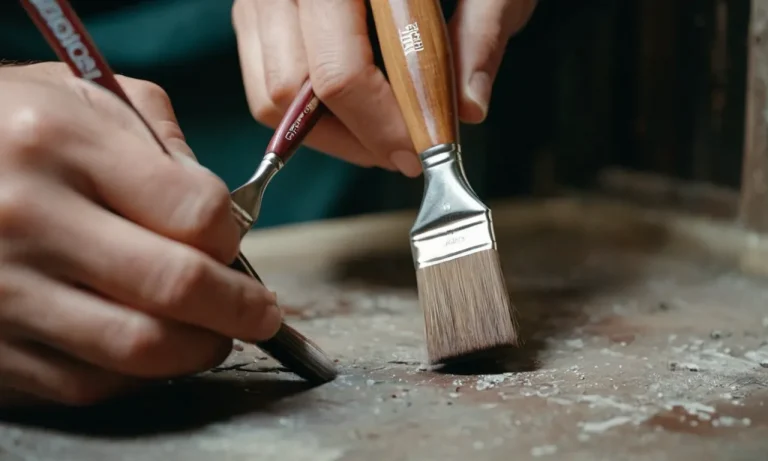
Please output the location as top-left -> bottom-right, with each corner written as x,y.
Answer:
56,377 -> 112,407
3,104 -> 65,159
0,181 -> 40,238
207,337 -> 234,368
247,95 -> 278,126
182,334 -> 233,374
154,120 -> 186,144
264,72 -> 302,109
150,248 -> 208,310
181,175 -> 233,242
312,60 -> 372,101
124,79 -> 171,106
110,316 -> 167,367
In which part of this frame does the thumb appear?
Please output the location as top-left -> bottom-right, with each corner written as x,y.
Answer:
449,0 -> 538,124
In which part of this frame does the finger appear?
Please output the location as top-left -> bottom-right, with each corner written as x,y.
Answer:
116,75 -> 197,159
232,0 -> 383,169
0,387 -> 47,409
0,269 -> 233,378
0,340 -> 138,407
4,81 -> 241,264
13,181 -> 281,342
450,0 -> 538,123
297,0 -> 422,177
253,0 -> 308,110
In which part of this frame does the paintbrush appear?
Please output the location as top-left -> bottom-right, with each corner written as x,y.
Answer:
369,0 -> 519,365
229,80 -> 324,234
20,0 -> 337,384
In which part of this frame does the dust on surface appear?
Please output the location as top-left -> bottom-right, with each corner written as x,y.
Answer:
1,223 -> 768,461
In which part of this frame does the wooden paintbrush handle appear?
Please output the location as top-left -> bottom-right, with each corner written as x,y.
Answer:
370,0 -> 458,154
266,80 -> 325,164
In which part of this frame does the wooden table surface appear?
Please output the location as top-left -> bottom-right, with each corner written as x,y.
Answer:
1,197 -> 767,461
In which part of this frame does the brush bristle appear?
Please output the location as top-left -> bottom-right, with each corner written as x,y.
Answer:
255,323 -> 338,384
416,249 -> 519,364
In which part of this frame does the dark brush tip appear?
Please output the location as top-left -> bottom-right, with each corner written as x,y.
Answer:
255,323 -> 338,385
433,344 -> 538,375
433,345 -> 518,367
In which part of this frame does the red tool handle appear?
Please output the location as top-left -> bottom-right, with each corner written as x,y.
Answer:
266,80 -> 325,164
20,0 -> 171,154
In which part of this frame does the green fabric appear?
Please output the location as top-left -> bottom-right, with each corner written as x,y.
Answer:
0,0 -> 535,228
0,0 -> 378,228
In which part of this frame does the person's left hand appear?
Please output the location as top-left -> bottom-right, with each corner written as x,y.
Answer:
232,0 -> 538,177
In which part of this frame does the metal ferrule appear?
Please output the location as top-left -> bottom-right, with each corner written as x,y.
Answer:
411,143 -> 496,269
229,152 -> 284,236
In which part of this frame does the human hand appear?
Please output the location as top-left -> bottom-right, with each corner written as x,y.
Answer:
0,63 -> 281,408
232,0 -> 537,177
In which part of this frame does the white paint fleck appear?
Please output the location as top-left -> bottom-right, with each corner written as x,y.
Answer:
665,401 -> 715,420
578,395 -> 639,412
475,373 -> 512,391
565,339 -> 584,349
195,430 -> 344,460
580,416 -> 634,433
744,346 -> 768,367
531,445 -> 558,456
601,348 -> 624,357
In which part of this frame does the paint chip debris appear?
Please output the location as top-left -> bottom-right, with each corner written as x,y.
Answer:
564,339 -> 584,349
475,373 -> 512,391
579,416 -> 634,433
531,445 -> 558,457
744,346 -> 768,368
668,361 -> 700,372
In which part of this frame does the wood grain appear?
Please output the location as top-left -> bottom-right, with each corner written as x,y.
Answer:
739,0 -> 768,232
370,0 -> 458,153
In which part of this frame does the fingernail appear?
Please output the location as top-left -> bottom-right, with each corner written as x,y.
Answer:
466,71 -> 492,123
256,304 -> 283,340
390,150 -> 422,178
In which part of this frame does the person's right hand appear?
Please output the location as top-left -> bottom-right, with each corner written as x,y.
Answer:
0,63 -> 281,408
232,0 -> 537,178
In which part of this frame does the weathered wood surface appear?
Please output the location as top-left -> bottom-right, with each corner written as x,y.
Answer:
1,197 -> 767,461
740,0 -> 768,232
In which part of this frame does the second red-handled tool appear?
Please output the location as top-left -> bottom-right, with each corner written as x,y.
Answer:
230,80 -> 325,233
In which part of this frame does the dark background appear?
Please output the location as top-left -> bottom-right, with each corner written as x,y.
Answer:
0,0 -> 752,210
